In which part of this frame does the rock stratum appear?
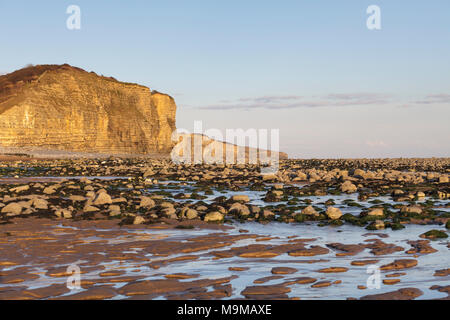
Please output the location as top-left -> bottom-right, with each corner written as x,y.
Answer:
0,64 -> 176,155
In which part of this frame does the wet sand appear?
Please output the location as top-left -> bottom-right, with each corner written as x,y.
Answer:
0,158 -> 449,300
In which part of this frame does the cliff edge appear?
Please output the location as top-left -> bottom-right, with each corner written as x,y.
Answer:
0,64 -> 176,155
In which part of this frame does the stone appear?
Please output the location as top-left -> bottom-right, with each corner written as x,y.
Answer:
325,207 -> 342,220
420,230 -> 448,239
204,211 -> 224,222
143,169 -> 155,178
161,207 -> 177,219
1,202 -> 22,216
83,205 -> 100,212
93,192 -> 112,206
9,185 -> 30,193
392,189 -> 404,196
184,209 -> 198,220
139,196 -> 155,208
302,205 -> 318,216
112,197 -> 127,203
108,205 -> 121,216
262,210 -> 275,218
401,206 -> 423,214
373,220 -> 385,230
437,191 -> 449,200
69,195 -> 86,202
262,174 -> 277,181
160,202 -> 174,209
296,171 -> 307,180
133,216 -> 146,225
229,203 -> 250,216
79,177 -> 91,184
32,198 -> 48,210
416,191 -> 425,198
231,195 -> 250,202
367,208 -> 384,216
271,190 -> 283,197
54,209 -> 72,219
353,169 -> 366,179
43,186 -> 57,195
340,181 -> 357,193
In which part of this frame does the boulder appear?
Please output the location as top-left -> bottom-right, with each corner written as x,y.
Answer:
296,171 -> 307,180
1,202 -> 22,216
32,198 -> 48,210
262,209 -> 275,218
401,206 -> 423,215
133,216 -> 146,225
326,207 -> 343,220
108,205 -> 121,216
302,205 -> 318,216
231,195 -> 250,202
439,175 -> 449,183
54,209 -> 72,219
229,203 -> 250,216
373,220 -> 385,230
180,207 -> 198,220
43,186 -> 57,195
69,195 -> 86,202
93,192 -> 112,206
367,208 -> 384,216
161,207 -> 177,219
10,185 -> 30,193
139,196 -> 155,208
416,191 -> 426,198
340,181 -> 357,193
83,205 -> 100,212
204,211 -> 224,222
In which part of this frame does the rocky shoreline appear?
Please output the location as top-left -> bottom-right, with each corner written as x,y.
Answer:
0,158 -> 449,300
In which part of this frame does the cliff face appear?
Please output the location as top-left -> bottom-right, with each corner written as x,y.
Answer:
0,64 -> 176,155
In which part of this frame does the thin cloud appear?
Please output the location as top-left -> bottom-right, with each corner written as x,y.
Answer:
197,93 -> 392,110
238,95 -> 303,103
366,140 -> 388,147
413,94 -> 450,105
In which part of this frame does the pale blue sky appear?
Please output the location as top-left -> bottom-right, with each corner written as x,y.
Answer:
1,1 -> 449,157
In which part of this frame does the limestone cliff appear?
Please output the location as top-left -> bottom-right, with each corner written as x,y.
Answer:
0,64 -> 176,155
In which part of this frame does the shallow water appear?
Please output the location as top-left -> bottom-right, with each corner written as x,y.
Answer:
1,179 -> 449,300
103,222 -> 449,300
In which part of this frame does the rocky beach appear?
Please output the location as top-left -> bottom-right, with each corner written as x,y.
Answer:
0,64 -> 448,301
0,157 -> 449,300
